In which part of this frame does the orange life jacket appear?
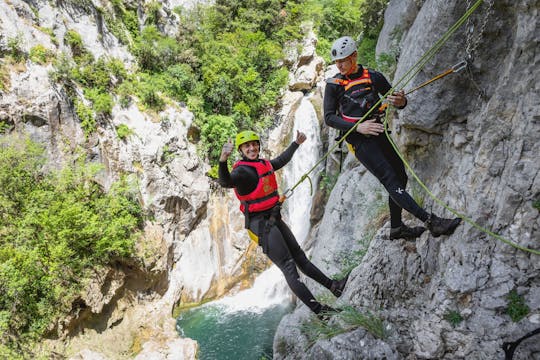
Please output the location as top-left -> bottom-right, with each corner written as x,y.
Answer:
327,68 -> 387,123
233,159 -> 279,214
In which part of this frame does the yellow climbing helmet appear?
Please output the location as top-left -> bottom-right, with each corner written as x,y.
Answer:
235,130 -> 260,150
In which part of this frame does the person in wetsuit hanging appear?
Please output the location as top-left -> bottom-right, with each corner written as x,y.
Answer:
323,36 -> 462,240
218,130 -> 349,318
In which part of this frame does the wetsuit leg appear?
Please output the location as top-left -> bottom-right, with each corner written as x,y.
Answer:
276,219 -> 333,290
378,134 -> 415,227
250,216 -> 323,313
353,135 -> 429,224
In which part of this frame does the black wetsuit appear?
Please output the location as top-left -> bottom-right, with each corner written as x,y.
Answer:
219,142 -> 334,313
324,65 -> 430,228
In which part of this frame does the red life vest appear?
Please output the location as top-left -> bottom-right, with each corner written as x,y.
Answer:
233,159 -> 279,214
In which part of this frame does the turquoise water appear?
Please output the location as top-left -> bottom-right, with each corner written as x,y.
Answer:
176,304 -> 291,360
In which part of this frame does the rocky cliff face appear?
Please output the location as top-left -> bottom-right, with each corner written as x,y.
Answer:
274,0 -> 539,359
1,0 -> 538,358
0,0 -> 266,358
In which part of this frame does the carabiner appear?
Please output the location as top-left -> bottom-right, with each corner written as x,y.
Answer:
451,60 -> 467,73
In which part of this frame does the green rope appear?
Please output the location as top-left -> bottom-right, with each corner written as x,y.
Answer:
381,111 -> 540,255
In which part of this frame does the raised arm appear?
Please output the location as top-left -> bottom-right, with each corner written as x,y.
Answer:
218,139 -> 234,188
270,131 -> 305,170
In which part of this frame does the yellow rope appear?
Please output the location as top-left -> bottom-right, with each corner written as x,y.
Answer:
404,60 -> 467,96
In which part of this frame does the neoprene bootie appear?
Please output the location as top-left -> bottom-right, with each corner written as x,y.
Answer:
330,271 -> 351,298
389,224 -> 426,240
425,213 -> 462,237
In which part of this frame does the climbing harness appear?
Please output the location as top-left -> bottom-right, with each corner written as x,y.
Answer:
282,0 -> 539,256
404,60 -> 467,96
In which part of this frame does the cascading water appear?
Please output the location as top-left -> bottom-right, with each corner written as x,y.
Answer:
282,95 -> 322,242
176,95 -> 322,359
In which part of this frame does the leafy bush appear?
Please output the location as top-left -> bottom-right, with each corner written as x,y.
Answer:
133,25 -> 182,73
311,0 -> 389,65
83,88 -> 113,115
64,30 -> 86,59
29,44 -> 52,64
144,1 -> 162,26
6,35 -> 26,62
135,74 -> 166,111
199,114 -> 238,161
49,52 -> 75,85
162,64 -> 196,102
74,99 -> 96,136
0,137 -> 143,354
116,124 -> 134,140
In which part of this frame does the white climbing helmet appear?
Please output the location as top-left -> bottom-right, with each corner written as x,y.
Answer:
330,36 -> 357,61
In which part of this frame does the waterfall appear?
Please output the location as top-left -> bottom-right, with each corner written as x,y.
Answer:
283,95 -> 322,245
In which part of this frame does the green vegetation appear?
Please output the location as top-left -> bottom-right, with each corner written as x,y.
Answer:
29,45 -> 53,64
443,310 -> 463,327
309,0 -> 389,67
74,98 -> 95,136
64,30 -> 86,59
47,0 -> 388,164
0,121 -> 8,133
533,199 -> 540,211
0,63 -> 8,92
506,290 -> 529,322
116,124 -> 134,140
301,306 -> 386,347
0,137 -> 143,356
6,35 -> 26,63
332,248 -> 366,280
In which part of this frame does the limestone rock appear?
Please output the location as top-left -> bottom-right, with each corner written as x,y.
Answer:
275,1 -> 540,359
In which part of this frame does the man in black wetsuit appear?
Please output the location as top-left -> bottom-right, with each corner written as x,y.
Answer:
324,36 -> 461,240
218,130 -> 348,317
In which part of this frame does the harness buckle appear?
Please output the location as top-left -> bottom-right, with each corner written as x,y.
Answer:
451,60 -> 467,73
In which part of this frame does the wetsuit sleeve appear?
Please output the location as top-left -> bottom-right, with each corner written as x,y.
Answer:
323,83 -> 357,132
270,142 -> 299,171
371,70 -> 407,109
218,161 -> 259,195
218,161 -> 234,188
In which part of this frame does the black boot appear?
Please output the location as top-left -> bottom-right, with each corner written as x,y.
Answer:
389,224 -> 426,240
330,271 -> 351,298
425,213 -> 462,237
